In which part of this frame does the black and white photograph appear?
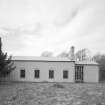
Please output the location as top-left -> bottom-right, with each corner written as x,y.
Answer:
0,0 -> 105,105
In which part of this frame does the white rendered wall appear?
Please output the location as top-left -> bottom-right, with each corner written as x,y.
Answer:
84,65 -> 99,82
8,61 -> 75,82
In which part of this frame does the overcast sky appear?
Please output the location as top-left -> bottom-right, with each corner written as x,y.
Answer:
0,0 -> 105,56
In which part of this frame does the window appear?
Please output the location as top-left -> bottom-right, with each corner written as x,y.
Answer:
20,69 -> 25,78
75,66 -> 84,82
63,70 -> 68,79
49,70 -> 54,79
35,70 -> 40,78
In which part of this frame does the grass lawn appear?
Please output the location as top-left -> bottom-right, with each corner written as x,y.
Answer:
0,82 -> 105,105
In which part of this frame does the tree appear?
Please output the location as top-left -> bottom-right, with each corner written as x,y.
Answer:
93,54 -> 105,82
93,54 -> 105,71
0,37 -> 15,77
41,51 -> 53,57
75,48 -> 91,61
57,52 -> 69,58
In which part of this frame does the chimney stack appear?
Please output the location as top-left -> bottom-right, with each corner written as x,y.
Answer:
69,46 -> 75,60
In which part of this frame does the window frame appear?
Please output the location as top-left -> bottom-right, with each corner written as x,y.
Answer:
49,70 -> 54,79
63,70 -> 68,79
75,65 -> 84,82
20,69 -> 25,78
34,69 -> 40,78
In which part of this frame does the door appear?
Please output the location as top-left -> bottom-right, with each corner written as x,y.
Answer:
75,66 -> 84,83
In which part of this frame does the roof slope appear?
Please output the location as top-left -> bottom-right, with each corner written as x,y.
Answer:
12,56 -> 98,65
76,60 -> 98,65
12,56 -> 73,62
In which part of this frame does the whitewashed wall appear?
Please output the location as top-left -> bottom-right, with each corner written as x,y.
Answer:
84,65 -> 99,82
8,61 -> 75,82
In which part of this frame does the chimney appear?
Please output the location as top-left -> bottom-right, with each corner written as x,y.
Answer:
69,46 -> 75,60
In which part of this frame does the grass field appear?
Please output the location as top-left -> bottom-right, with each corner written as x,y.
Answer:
0,82 -> 105,105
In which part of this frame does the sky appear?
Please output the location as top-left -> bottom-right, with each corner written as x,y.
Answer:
0,0 -> 105,56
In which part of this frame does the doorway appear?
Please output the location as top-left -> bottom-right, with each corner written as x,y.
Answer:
75,66 -> 84,83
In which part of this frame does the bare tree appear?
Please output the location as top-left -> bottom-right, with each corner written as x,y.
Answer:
75,48 -> 91,61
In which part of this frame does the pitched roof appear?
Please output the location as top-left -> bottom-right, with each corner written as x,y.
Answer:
12,56 -> 73,62
12,56 -> 98,65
